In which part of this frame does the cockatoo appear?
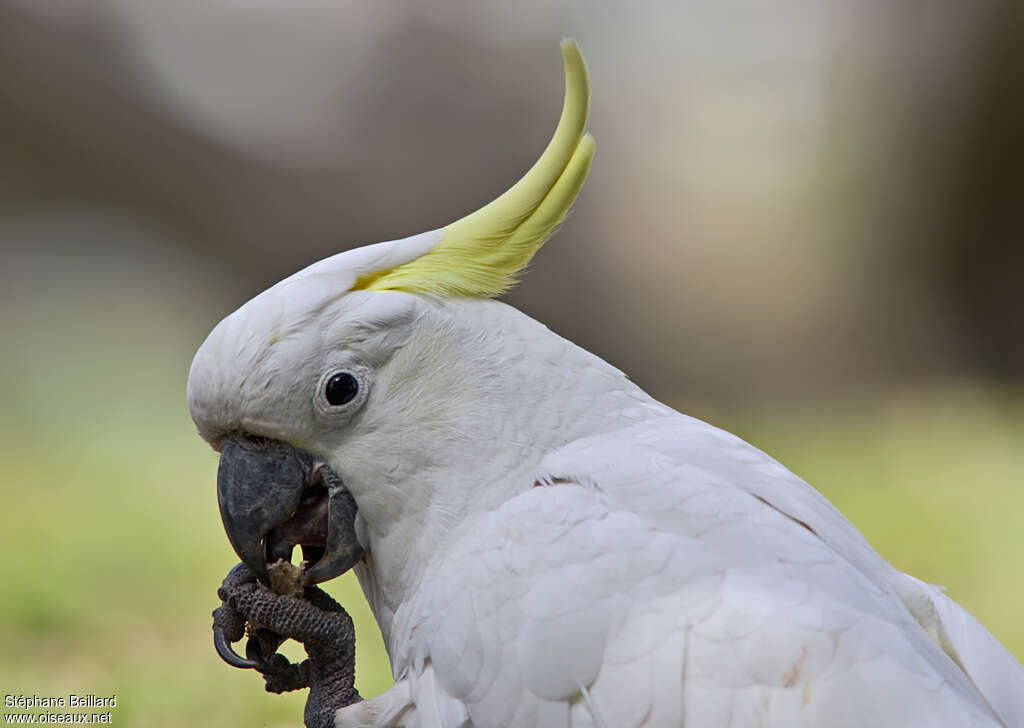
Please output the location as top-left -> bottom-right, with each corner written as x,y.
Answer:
188,41 -> 1024,728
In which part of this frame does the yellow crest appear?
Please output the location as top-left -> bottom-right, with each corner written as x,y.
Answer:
353,40 -> 595,298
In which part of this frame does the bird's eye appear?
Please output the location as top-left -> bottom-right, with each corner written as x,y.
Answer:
324,372 -> 359,406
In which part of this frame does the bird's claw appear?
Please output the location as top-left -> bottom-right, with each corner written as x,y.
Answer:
213,623 -> 258,669
212,563 -> 262,669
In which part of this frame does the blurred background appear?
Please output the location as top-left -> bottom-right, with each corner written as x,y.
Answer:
0,1 -> 1021,725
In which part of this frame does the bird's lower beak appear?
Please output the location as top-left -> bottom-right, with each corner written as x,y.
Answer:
216,434 -> 364,586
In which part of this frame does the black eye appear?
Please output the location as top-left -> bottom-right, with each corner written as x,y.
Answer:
324,372 -> 359,406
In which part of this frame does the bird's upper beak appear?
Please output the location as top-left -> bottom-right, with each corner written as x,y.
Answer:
216,433 -> 364,586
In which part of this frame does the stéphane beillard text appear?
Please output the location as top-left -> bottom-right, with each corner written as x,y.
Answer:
4,695 -> 117,710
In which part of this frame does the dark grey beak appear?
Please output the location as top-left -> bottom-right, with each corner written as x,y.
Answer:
216,433 -> 364,586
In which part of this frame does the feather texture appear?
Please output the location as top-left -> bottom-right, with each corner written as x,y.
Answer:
359,412 -> 1021,727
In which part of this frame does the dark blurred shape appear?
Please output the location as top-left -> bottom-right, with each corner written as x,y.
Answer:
934,0 -> 1024,379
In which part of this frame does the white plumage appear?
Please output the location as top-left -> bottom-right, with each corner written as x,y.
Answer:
322,301 -> 1022,728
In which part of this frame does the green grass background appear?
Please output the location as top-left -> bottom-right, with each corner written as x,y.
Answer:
1,285 -> 1021,726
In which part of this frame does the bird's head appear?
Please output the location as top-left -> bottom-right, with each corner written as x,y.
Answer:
187,41 -> 596,588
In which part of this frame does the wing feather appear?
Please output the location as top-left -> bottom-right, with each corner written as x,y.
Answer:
367,415 -> 1019,727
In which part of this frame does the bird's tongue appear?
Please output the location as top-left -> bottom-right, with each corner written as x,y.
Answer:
265,493 -> 330,565
277,496 -> 330,546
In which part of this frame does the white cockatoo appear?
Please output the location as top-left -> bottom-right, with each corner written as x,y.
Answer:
189,41 -> 1024,728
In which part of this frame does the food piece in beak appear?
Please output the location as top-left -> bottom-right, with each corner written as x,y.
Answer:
216,433 -> 364,586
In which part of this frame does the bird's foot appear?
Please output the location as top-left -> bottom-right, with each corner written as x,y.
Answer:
213,562 -> 362,728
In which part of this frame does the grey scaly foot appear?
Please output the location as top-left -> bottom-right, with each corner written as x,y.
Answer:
213,563 -> 361,728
